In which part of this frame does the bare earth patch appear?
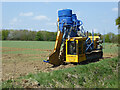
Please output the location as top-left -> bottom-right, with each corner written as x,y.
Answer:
2,47 -> 118,81
2,60 -> 51,81
103,53 -> 118,59
2,53 -> 76,81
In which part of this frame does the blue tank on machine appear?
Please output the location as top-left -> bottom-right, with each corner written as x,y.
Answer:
58,9 -> 83,38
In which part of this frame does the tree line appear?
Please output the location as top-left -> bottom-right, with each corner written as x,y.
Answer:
0,29 -> 119,43
1,29 -> 57,41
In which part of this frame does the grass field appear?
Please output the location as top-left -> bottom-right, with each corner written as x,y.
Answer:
1,41 -> 118,88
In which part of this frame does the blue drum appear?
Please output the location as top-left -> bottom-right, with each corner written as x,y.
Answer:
58,9 -> 83,37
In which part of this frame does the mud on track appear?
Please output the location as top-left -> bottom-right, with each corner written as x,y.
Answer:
2,47 -> 118,81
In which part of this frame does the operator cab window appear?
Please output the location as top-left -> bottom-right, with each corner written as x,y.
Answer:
67,41 -> 76,55
78,41 -> 82,54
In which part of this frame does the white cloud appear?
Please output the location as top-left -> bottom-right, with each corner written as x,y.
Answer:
9,17 -> 21,25
12,17 -> 17,22
112,7 -> 118,12
19,12 -> 33,16
9,17 -> 18,25
33,15 -> 50,21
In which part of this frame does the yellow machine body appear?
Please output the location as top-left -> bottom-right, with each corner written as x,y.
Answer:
66,37 -> 87,63
46,9 -> 103,66
49,30 -> 63,65
48,35 -> 101,65
88,36 -> 100,49
48,13 -> 101,65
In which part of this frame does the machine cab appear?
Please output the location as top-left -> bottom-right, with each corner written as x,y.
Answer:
66,37 -> 86,63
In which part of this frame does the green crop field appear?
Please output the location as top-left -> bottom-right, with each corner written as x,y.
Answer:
1,41 -> 119,88
2,41 -> 118,55
2,41 -> 55,62
2,41 -> 55,50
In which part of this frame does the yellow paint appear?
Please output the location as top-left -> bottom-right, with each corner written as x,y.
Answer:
48,21 -> 63,65
66,55 -> 78,62
66,37 -> 86,63
54,30 -> 63,52
88,36 -> 100,49
57,18 -> 59,22
88,36 -> 99,40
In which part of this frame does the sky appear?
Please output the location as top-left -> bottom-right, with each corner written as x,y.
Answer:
2,2 -> 118,34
